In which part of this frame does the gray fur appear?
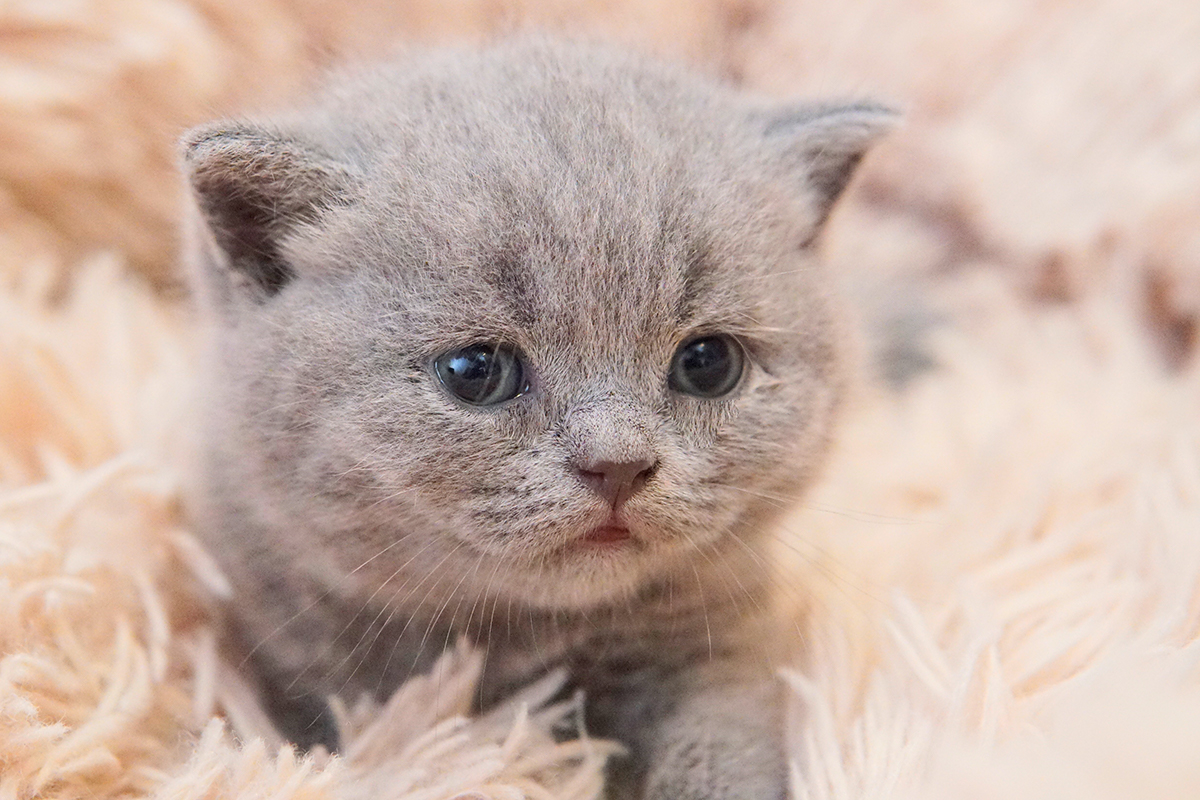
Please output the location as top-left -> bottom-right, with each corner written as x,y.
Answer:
181,38 -> 892,799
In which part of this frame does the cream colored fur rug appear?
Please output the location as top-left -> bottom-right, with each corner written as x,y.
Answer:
2,1 -> 1199,798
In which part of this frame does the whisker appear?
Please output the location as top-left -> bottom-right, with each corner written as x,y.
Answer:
476,551 -> 509,710
689,561 -> 714,661
708,479 -> 917,525
428,548 -> 489,719
332,541 -> 462,696
375,540 -> 474,687
291,536 -> 440,692
242,533 -> 411,669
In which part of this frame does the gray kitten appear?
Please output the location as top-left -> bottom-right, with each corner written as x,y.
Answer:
181,38 -> 892,800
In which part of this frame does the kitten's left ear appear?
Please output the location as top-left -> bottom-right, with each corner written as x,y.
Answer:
181,123 -> 354,304
760,102 -> 898,226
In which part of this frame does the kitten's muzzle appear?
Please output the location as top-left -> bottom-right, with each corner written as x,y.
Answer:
579,522 -> 634,546
573,457 -> 657,509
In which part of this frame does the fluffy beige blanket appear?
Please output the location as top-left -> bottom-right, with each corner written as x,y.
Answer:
2,2 -> 1198,798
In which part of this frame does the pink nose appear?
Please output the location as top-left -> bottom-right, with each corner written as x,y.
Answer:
574,458 -> 657,508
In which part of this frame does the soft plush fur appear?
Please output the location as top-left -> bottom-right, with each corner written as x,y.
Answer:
1,1 -> 1198,799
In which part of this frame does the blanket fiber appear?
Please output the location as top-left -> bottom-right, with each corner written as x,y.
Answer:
2,1 -> 1198,798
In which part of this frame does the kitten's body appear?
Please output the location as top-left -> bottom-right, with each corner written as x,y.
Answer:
183,39 -> 890,799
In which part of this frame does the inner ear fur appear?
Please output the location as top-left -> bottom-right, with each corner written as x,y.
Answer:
761,102 -> 898,228
182,124 -> 352,299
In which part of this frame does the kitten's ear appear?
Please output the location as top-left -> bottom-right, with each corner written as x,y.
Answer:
760,102 -> 898,227
182,124 -> 353,300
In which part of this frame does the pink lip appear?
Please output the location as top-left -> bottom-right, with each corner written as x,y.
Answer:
580,524 -> 632,546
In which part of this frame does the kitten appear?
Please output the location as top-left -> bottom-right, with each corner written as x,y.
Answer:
181,38 -> 892,799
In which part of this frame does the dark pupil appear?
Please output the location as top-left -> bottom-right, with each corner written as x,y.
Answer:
436,344 -> 522,405
672,336 -> 742,397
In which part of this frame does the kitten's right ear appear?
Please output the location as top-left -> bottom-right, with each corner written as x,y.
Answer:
760,102 -> 898,229
182,124 -> 352,301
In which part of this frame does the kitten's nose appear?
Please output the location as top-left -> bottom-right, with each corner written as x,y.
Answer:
574,457 -> 657,508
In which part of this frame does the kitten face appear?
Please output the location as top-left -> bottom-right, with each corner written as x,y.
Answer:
184,40 -> 892,610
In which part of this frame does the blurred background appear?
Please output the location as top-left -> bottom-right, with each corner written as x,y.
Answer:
1,0 -> 1197,364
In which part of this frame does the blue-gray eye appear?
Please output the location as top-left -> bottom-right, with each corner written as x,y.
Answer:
668,334 -> 745,398
434,343 -> 526,406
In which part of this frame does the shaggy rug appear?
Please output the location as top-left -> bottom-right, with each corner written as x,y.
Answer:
2,1 -> 1199,799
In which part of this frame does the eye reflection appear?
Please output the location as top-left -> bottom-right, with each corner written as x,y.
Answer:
434,343 -> 526,406
668,334 -> 745,398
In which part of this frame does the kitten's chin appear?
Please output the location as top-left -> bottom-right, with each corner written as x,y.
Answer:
491,534 -> 697,610
500,559 -> 651,609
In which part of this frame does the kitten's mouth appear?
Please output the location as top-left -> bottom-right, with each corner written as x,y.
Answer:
579,523 -> 632,546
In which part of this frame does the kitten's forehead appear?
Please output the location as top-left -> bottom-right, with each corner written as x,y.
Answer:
305,112 -> 766,339
276,41 -> 860,367
351,154 -> 775,360
321,45 -> 771,317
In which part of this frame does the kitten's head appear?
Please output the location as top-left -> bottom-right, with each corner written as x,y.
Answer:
183,40 -> 893,609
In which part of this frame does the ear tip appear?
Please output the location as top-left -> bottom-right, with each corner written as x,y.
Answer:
763,100 -> 902,141
844,101 -> 903,126
179,123 -> 265,165
842,100 -> 903,118
812,102 -> 904,141
840,101 -> 903,134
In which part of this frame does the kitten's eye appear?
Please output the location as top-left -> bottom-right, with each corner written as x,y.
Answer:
434,343 -> 527,406
668,334 -> 745,398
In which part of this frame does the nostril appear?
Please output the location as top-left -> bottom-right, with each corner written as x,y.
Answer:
630,460 -> 657,490
573,458 -> 659,506
576,468 -> 607,494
